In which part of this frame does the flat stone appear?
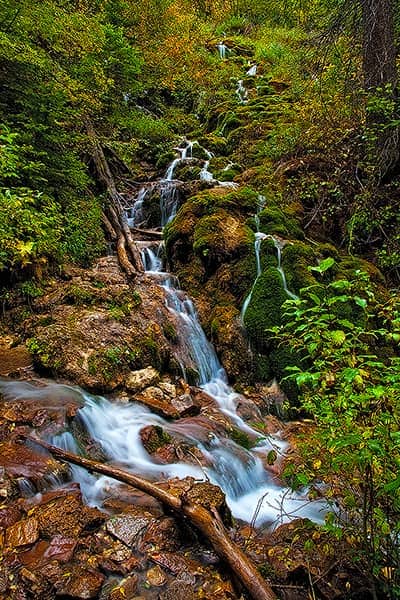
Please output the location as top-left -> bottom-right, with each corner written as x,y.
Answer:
106,515 -> 151,547
55,566 -> 105,599
134,388 -> 178,418
6,517 -> 39,548
0,441 -> 67,483
108,575 -> 138,600
126,367 -> 160,393
31,494 -> 104,539
150,552 -> 202,576
0,503 -> 22,528
170,394 -> 200,417
146,565 -> 167,587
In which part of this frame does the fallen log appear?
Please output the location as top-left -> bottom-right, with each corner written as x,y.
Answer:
25,436 -> 277,600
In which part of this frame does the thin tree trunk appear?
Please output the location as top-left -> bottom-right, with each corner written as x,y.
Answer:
361,0 -> 399,180
26,436 -> 277,600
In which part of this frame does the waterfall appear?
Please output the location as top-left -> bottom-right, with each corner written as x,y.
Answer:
268,236 -> 298,301
217,42 -> 228,59
236,80 -> 248,104
246,64 -> 257,76
4,143 -> 325,529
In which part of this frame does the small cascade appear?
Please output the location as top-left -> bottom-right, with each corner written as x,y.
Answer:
236,79 -> 248,104
217,42 -> 228,59
241,194 -> 267,322
268,236 -> 298,301
127,187 -> 148,228
246,64 -> 257,76
5,137 -> 325,530
199,160 -> 214,181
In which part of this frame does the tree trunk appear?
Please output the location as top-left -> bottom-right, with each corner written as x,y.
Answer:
361,0 -> 399,180
25,436 -> 278,600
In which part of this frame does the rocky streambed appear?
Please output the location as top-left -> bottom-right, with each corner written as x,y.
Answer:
0,255 -> 372,600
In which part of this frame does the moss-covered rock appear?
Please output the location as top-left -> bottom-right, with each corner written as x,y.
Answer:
244,267 -> 288,351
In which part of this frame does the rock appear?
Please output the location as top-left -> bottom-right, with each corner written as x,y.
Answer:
106,512 -> 154,547
6,517 -> 39,548
170,394 -> 200,417
134,387 -> 179,418
108,575 -> 138,600
157,382 -> 176,397
126,367 -> 160,392
146,565 -> 167,586
0,503 -> 22,528
158,580 -> 195,600
150,552 -> 202,577
30,493 -> 105,538
0,441 -> 68,486
55,566 -> 105,599
140,517 -> 180,552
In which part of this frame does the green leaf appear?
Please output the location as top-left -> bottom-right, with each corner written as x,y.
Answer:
354,296 -> 367,309
330,279 -> 351,290
309,257 -> 335,274
383,476 -> 400,493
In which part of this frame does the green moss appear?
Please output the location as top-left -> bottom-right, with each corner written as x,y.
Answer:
87,345 -> 142,383
244,267 -> 288,350
64,285 -> 96,306
258,204 -> 303,239
163,322 -> 178,343
143,425 -> 172,454
282,241 -> 318,293
230,427 -> 253,450
26,336 -> 62,372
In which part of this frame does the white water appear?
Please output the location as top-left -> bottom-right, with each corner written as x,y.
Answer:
217,42 -> 228,59
268,236 -> 298,301
236,80 -> 248,104
246,64 -> 257,76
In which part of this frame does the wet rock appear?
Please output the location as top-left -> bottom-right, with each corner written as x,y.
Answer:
145,565 -> 167,586
6,517 -> 39,547
134,387 -> 179,418
170,394 -> 200,417
0,441 -> 68,486
106,514 -> 151,547
150,551 -> 202,577
0,344 -> 33,376
55,566 -> 105,599
126,367 -> 160,392
107,575 -> 138,600
30,493 -> 105,538
140,517 -> 181,552
0,502 -> 22,528
158,580 -> 195,600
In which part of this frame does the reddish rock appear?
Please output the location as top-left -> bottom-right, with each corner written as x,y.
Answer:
30,494 -> 104,539
134,388 -> 179,418
6,517 -> 39,548
140,517 -> 180,552
0,503 -> 22,528
170,394 -> 200,417
55,566 -> 105,598
150,551 -> 202,576
0,441 -> 68,484
158,580 -> 195,600
108,574 -> 138,599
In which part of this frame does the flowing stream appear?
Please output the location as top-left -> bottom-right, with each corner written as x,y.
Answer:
28,144 -> 324,527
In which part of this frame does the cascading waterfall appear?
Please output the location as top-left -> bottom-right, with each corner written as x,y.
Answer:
4,143 -> 325,529
236,80 -> 248,104
217,42 -> 228,59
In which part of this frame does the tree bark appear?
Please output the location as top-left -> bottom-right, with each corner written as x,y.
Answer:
25,436 -> 277,600
361,0 -> 399,180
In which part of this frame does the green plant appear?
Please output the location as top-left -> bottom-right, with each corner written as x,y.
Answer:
271,266 -> 400,597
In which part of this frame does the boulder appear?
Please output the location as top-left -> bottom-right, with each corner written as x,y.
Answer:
126,367 -> 160,392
